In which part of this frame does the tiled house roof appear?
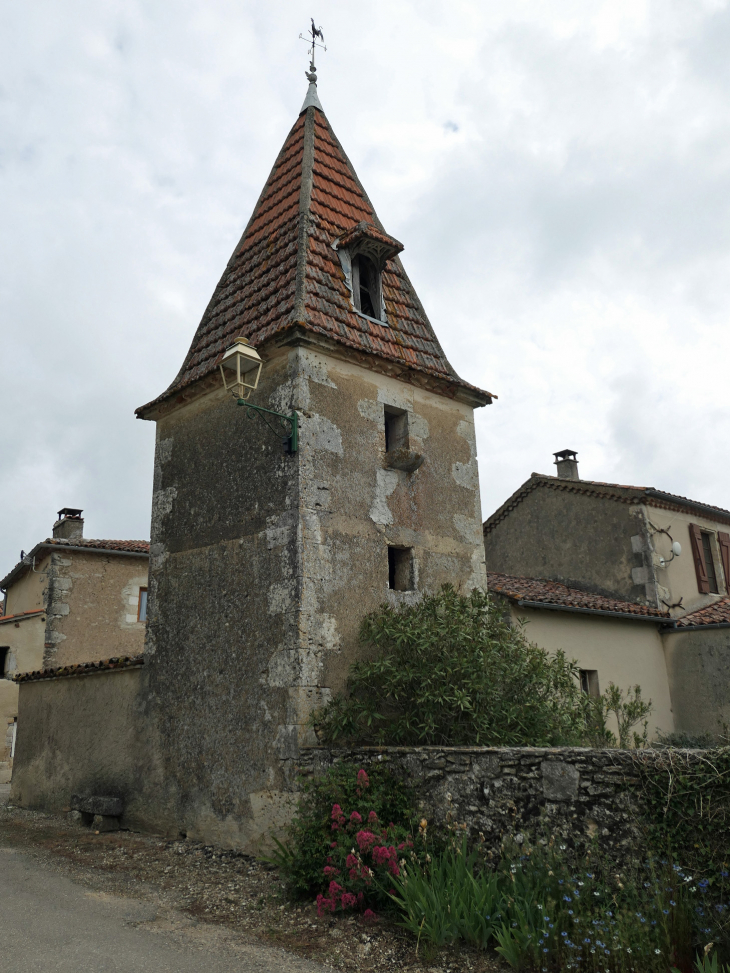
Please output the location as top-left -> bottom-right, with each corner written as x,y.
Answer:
14,654 -> 145,683
137,92 -> 492,418
0,538 -> 149,591
484,475 -> 730,533
671,598 -> 730,629
487,571 -> 670,620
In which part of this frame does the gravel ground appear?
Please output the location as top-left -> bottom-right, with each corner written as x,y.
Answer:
0,803 -> 509,973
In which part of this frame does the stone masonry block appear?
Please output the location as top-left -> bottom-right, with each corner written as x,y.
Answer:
541,761 -> 580,801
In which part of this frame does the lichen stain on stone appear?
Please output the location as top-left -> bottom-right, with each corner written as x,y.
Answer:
453,513 -> 482,546
452,459 -> 479,492
370,469 -> 399,525
301,414 -> 343,455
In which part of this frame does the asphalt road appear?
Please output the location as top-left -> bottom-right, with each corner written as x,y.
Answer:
0,846 -> 329,973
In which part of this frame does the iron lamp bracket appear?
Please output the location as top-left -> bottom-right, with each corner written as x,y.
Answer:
237,399 -> 298,453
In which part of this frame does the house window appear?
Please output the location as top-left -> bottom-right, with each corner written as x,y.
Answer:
580,669 -> 600,697
137,588 -> 148,622
700,533 -> 720,594
0,647 -> 8,679
384,407 -> 408,453
388,547 -> 413,591
352,254 -> 381,320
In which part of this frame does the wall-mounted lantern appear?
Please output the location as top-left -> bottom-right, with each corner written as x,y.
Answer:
219,336 -> 263,400
219,337 -> 298,453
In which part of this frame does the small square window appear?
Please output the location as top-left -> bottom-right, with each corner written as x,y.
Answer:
388,547 -> 413,591
384,406 -> 408,453
138,587 -> 148,622
579,669 -> 600,697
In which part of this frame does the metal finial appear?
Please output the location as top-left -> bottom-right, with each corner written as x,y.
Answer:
299,18 -> 326,73
299,19 -> 326,112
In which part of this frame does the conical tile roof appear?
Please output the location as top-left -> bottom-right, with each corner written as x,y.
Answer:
137,93 -> 492,418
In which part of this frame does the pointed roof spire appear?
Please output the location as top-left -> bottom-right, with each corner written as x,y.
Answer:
136,65 -> 493,420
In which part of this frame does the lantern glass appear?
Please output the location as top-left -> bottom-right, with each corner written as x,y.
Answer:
219,337 -> 263,399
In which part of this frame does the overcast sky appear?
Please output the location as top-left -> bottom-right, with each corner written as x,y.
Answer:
2,0 -> 730,570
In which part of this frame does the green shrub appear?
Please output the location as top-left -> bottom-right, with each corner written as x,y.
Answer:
311,585 -> 591,747
269,761 -> 418,900
582,684 -> 653,749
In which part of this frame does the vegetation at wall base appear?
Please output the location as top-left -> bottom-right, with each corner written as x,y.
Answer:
632,747 -> 730,898
267,761 -> 419,902
388,831 -> 729,972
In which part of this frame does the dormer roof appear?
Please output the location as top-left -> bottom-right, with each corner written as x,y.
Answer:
137,93 -> 492,419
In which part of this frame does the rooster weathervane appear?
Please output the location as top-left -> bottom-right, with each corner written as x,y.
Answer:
299,18 -> 326,75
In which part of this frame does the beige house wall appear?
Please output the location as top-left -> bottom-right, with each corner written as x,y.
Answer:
43,552 -> 148,667
511,605 -> 675,741
0,613 -> 46,780
642,505 -> 730,614
4,558 -> 48,615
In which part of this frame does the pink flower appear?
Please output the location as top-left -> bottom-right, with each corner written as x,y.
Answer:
367,811 -> 378,824
349,811 -> 362,825
340,892 -> 358,910
355,830 -> 378,852
330,841 -> 337,848
323,866 -> 340,877
331,804 -> 343,819
316,894 -> 336,916
363,908 -> 378,923
357,769 -> 370,788
345,854 -> 358,868
328,880 -> 343,896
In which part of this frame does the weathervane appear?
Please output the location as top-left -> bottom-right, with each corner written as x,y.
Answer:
299,18 -> 326,77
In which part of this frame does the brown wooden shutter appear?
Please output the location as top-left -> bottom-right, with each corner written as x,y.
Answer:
689,523 -> 710,593
718,532 -> 730,590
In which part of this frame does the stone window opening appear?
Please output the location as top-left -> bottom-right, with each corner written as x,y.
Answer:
388,547 -> 413,592
384,406 -> 409,454
579,669 -> 600,697
137,587 -> 148,622
0,647 -> 8,679
352,254 -> 380,320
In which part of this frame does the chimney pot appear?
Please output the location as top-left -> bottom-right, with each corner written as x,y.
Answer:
53,507 -> 84,540
553,450 -> 579,481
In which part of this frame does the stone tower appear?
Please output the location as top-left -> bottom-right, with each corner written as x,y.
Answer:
135,69 -> 493,849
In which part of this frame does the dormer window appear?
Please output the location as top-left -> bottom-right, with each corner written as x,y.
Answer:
332,221 -> 404,326
352,254 -> 379,319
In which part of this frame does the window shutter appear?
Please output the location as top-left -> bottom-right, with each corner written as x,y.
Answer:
689,523 -> 710,593
718,532 -> 730,590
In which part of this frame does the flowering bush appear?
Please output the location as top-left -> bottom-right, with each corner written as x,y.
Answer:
269,761 -> 418,900
315,795 -> 417,915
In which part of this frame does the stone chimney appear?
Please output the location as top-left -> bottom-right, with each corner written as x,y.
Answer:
52,507 -> 84,540
553,450 -> 579,481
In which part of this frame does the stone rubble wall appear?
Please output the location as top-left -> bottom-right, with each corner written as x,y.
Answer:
298,746 -> 679,861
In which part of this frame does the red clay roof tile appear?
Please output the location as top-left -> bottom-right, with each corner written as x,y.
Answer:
487,571 -> 670,619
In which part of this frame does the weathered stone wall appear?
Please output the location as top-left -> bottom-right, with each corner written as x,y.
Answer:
664,628 -> 730,738
298,746 -> 683,862
141,341 -> 487,852
9,666 -> 162,832
484,487 -> 654,605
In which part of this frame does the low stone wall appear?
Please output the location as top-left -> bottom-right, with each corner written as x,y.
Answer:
298,746 -> 688,862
